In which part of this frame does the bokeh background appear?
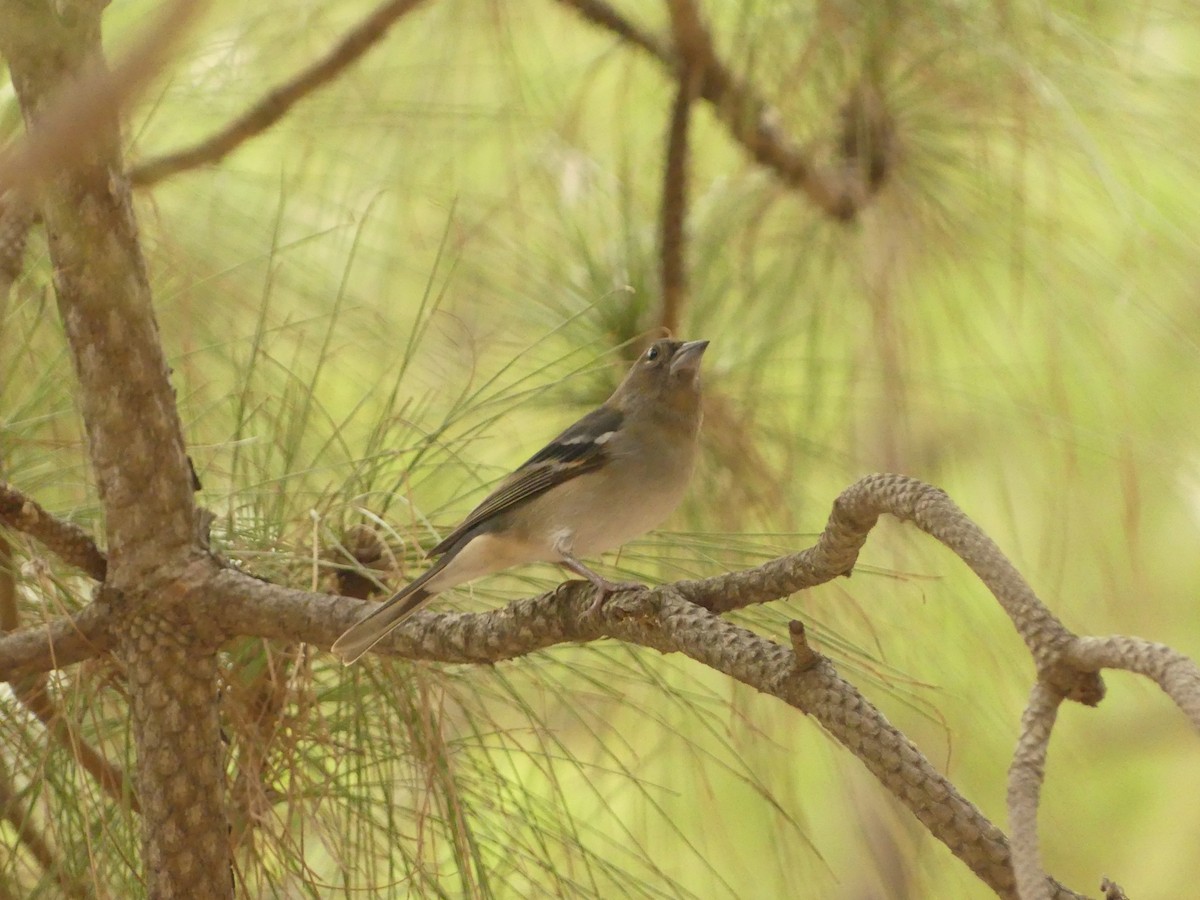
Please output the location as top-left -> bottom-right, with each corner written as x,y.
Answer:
3,0 -> 1200,896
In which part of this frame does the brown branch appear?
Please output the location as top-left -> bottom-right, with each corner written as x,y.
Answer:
1071,635 -> 1200,729
657,3 -> 703,337
13,677 -> 141,814
557,0 -> 873,219
0,602 -> 112,682
0,752 -> 88,899
0,546 -> 90,895
0,482 -> 108,581
1005,634 -> 1200,894
1007,681 -> 1063,900
557,0 -> 663,56
1,536 -> 136,811
209,566 -> 1083,899
672,474 -> 1097,697
0,195 -> 34,294
0,0 -> 200,198
129,0 -> 431,187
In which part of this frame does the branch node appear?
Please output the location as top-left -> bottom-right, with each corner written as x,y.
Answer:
789,620 -> 819,671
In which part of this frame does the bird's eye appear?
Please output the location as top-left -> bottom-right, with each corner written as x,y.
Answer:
645,346 -> 660,362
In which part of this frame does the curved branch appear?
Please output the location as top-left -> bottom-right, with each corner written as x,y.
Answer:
129,0 -> 431,187
0,481 -> 108,580
1071,635 -> 1200,730
209,568 -> 1083,898
675,474 -> 1098,697
557,0 -> 872,219
1007,681 -> 1064,900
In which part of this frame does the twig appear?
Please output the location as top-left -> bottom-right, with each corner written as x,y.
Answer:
788,619 -> 819,670
130,0 -> 431,186
556,0 -> 873,219
657,3 -> 703,336
0,753 -> 87,899
0,482 -> 108,580
1,537 -> 136,812
13,677 -> 141,814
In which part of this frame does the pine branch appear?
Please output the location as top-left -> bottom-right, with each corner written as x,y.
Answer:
129,0 -> 431,186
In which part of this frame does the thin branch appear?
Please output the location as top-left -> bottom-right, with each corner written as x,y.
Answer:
1070,635 -> 1200,730
0,482 -> 108,581
0,194 -> 33,295
0,753 -> 86,899
2,538 -> 136,811
129,0 -> 432,187
657,3 -> 702,336
1007,681 -> 1063,900
12,677 -> 141,814
557,0 -> 663,56
673,474 -> 1097,697
0,603 -> 112,682
557,0 -> 872,219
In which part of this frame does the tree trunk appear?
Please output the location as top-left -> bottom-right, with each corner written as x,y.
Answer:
0,1 -> 232,896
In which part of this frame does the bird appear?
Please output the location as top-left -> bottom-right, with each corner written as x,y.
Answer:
331,338 -> 709,664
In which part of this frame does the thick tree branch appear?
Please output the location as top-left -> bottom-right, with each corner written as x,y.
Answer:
1,2 -> 230,895
0,482 -> 108,581
210,567 -> 1083,899
130,0 -> 431,187
0,0 -> 198,197
0,0 -> 197,581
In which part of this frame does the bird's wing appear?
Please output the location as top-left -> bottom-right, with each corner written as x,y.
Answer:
426,405 -> 623,557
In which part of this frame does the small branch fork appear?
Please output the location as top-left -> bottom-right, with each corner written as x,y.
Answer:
560,0 -> 891,220
125,0 -> 888,219
4,473 -> 1196,897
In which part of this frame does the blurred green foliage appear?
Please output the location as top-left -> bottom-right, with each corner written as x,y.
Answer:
3,0 -> 1200,896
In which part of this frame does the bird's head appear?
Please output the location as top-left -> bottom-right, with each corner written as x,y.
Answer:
611,338 -> 709,425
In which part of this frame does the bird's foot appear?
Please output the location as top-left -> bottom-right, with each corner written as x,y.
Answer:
585,578 -> 643,616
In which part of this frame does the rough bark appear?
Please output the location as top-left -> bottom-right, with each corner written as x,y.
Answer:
0,2 -> 230,896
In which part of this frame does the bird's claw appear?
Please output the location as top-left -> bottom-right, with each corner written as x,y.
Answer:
585,580 -> 642,616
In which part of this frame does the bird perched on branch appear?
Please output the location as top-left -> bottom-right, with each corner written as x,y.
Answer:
332,338 -> 710,664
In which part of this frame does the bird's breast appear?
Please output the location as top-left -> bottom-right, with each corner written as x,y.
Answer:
515,439 -> 696,559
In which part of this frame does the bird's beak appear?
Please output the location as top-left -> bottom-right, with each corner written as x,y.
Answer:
670,339 -> 709,378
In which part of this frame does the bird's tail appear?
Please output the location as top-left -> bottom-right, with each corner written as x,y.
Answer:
331,561 -> 447,665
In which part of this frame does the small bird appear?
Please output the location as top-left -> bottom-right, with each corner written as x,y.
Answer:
331,338 -> 709,664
